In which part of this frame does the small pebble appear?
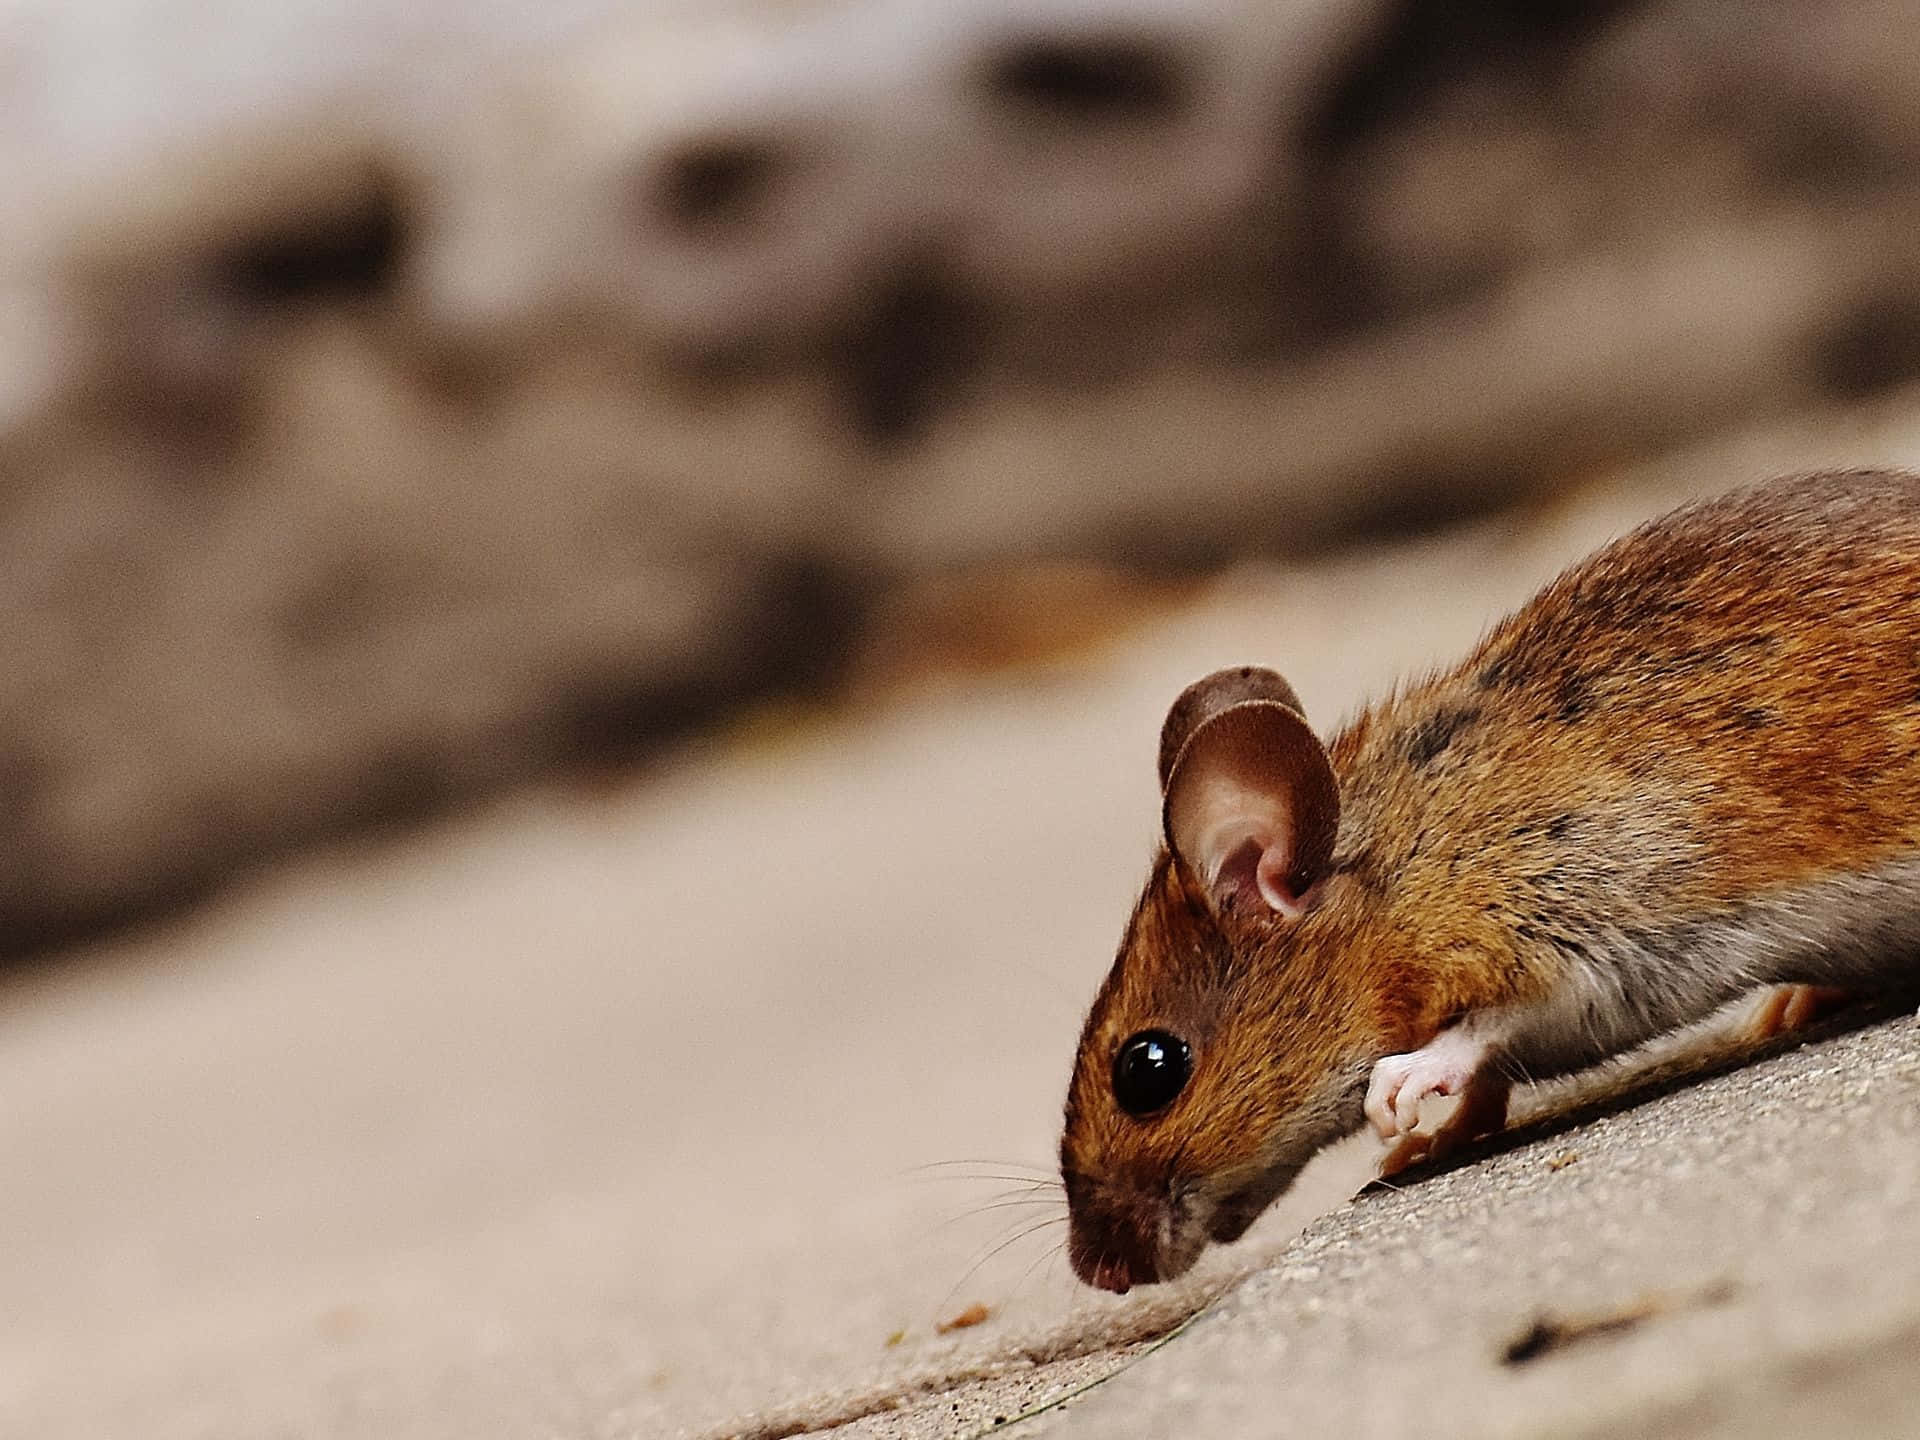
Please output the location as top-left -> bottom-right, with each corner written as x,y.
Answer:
937,1303 -> 991,1334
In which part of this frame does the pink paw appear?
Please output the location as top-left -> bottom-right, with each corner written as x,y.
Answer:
1365,1036 -> 1481,1138
1365,1025 -> 1511,1175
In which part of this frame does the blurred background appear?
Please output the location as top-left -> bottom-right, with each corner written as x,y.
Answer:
13,0 -> 1920,957
9,1 -> 1920,1436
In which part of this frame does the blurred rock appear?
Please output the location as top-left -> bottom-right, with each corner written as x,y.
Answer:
6,0 -> 1920,956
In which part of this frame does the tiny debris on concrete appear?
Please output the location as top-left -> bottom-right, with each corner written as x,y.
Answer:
1502,1280 -> 1736,1366
937,1304 -> 992,1335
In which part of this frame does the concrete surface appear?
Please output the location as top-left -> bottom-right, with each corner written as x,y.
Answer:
10,424 -> 1920,1440
997,1014 -> 1920,1440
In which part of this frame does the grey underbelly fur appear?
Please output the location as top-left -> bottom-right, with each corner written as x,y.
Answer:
1502,852 -> 1920,1080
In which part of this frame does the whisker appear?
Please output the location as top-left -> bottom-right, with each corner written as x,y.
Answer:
904,1158 -> 1057,1177
919,1195 -> 1067,1242
904,1171 -> 1065,1191
957,1197 -> 1067,1221
1005,1234 -> 1068,1309
937,1216 -> 1071,1316
904,1182 -> 1066,1250
960,1184 -> 1065,1209
994,1180 -> 1060,1198
956,1211 -> 1065,1270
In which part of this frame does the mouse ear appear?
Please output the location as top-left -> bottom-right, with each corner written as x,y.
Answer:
1159,669 -> 1339,920
1156,667 -> 1307,792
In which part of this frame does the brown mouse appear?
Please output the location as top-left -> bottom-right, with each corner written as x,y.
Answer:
1060,470 -> 1920,1294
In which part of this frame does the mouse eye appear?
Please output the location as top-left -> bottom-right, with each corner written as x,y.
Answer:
1111,1030 -> 1192,1116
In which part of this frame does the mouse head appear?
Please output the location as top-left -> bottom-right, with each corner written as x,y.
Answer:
1061,667 -> 1375,1292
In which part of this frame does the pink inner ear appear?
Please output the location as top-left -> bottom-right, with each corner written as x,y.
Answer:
1254,845 -> 1307,918
1212,836 -> 1308,919
1163,696 -> 1339,923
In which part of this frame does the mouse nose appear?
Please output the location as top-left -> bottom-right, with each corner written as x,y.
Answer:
1089,1254 -> 1139,1294
1065,1190 -> 1166,1291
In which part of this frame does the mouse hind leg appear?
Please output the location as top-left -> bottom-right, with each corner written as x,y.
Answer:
1740,984 -> 1852,1042
1713,858 -> 1920,1033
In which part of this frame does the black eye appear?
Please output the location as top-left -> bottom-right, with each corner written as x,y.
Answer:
1111,1030 -> 1192,1116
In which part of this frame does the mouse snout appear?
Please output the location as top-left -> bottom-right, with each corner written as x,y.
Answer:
1066,1206 -> 1162,1293
1063,1177 -> 1185,1292
1088,1252 -> 1144,1294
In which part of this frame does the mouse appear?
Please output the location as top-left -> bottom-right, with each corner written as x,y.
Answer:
1060,469 -> 1920,1294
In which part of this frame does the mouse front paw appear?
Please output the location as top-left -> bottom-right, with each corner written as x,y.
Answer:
1365,1026 -> 1511,1176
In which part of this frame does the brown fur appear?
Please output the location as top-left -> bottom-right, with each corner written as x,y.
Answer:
1062,470 -> 1920,1289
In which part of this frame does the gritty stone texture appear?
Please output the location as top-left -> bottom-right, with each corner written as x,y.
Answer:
1025,1014 -> 1920,1440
